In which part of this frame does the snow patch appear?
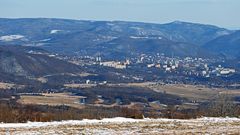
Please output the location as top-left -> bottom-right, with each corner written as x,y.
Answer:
0,117 -> 140,128
102,36 -> 117,40
50,30 -> 62,34
130,27 -> 142,30
130,36 -> 149,39
0,35 -> 25,42
106,23 -> 114,26
1,117 -> 240,134
172,21 -> 183,24
130,36 -> 162,40
216,30 -> 231,36
1,117 -> 240,129
39,38 -> 51,42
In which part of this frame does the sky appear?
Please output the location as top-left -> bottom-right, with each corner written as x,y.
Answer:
0,0 -> 239,29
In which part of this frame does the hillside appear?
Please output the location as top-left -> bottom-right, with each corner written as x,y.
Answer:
97,36 -> 211,58
0,45 -> 81,83
0,18 -> 232,58
204,30 -> 240,59
158,21 -> 232,45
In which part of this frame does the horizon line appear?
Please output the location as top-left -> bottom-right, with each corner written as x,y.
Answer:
0,17 -> 239,30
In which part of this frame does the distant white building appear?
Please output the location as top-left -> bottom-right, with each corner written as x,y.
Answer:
103,81 -> 107,84
163,65 -> 168,68
147,64 -> 155,68
165,67 -> 171,71
220,68 -> 236,75
101,61 -> 127,69
175,63 -> 179,68
155,64 -> 161,68
202,71 -> 207,76
171,66 -> 176,70
96,57 -> 101,62
86,80 -> 90,84
125,59 -> 131,65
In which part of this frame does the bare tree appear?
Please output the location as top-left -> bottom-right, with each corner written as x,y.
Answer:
209,92 -> 237,117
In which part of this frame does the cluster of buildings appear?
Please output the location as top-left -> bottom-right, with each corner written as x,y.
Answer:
117,54 -> 237,78
100,61 -> 127,69
147,62 -> 179,72
201,65 -> 236,77
99,59 -> 130,69
54,51 -> 238,79
93,53 -> 237,78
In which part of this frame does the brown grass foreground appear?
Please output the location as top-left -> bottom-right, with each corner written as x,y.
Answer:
18,93 -> 86,109
0,117 -> 240,134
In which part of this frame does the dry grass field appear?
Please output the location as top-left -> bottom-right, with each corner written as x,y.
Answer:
17,93 -> 86,109
62,82 -> 240,104
16,83 -> 240,111
107,82 -> 240,101
151,84 -> 219,100
149,84 -> 240,101
17,92 -> 143,109
0,117 -> 239,135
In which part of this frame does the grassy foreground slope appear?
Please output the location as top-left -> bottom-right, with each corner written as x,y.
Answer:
0,117 -> 240,134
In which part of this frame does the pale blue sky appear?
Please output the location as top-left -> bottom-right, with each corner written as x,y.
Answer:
0,0 -> 239,29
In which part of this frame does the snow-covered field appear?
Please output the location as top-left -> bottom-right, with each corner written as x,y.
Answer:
0,117 -> 240,135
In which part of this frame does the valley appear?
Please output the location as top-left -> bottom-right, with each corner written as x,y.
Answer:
0,18 -> 239,123
1,0 -> 240,134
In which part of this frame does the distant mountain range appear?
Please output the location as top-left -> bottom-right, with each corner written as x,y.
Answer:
0,18 -> 238,59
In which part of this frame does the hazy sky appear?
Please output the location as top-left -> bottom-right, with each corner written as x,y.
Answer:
0,0 -> 239,29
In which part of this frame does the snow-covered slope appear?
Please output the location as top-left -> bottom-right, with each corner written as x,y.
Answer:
0,117 -> 240,134
0,35 -> 25,42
